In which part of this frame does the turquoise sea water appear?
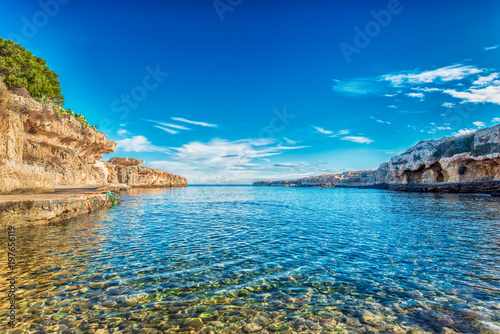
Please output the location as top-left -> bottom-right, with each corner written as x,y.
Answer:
1,186 -> 500,333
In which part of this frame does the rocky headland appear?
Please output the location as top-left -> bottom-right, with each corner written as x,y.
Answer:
254,124 -> 500,194
0,82 -> 187,225
0,83 -> 187,194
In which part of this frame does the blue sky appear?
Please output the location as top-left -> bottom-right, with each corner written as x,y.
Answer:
1,0 -> 500,184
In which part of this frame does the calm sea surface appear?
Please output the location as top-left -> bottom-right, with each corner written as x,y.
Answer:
1,187 -> 500,333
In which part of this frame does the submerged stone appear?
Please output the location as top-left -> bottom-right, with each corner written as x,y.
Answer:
243,323 -> 263,333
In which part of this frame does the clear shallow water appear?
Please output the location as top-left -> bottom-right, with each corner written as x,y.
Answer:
1,187 -> 500,334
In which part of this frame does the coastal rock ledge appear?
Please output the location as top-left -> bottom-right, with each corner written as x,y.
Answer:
0,84 -> 187,194
254,124 -> 500,194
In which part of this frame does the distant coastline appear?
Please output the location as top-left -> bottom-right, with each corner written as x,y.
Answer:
254,124 -> 500,195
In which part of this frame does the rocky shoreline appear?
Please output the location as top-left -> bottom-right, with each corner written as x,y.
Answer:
0,188 -> 122,227
254,124 -> 500,194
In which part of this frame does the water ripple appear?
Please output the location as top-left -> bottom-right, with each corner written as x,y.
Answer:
1,187 -> 499,333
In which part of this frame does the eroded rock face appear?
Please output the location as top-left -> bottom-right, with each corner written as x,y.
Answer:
108,157 -> 145,166
254,125 -> 500,192
105,160 -> 188,188
380,126 -> 500,184
0,86 -> 187,194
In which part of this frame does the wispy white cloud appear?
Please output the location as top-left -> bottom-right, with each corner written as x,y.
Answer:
413,87 -> 441,92
483,45 -> 499,51
313,126 -> 333,135
158,123 -> 191,130
170,139 -> 291,162
155,126 -> 178,134
473,121 -> 485,127
117,129 -> 129,135
341,136 -> 374,144
370,116 -> 391,125
383,64 -> 482,86
145,119 -> 192,134
388,105 -> 397,109
442,102 -> 455,108
116,136 -> 168,152
172,117 -> 217,127
329,129 -> 350,138
472,73 -> 499,87
283,137 -> 299,145
406,92 -> 424,99
149,138 -> 309,184
331,78 -> 378,95
415,122 -> 453,135
443,81 -> 500,105
493,117 -> 500,123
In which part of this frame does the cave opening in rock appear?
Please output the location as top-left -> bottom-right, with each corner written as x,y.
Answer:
436,172 -> 444,182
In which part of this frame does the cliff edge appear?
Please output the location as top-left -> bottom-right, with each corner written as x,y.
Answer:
254,124 -> 500,194
0,83 -> 187,194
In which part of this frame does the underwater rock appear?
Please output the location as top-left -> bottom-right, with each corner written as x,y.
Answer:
243,323 -> 263,332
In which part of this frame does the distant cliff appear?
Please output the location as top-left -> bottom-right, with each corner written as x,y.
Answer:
253,170 -> 381,188
0,83 -> 187,194
254,124 -> 500,194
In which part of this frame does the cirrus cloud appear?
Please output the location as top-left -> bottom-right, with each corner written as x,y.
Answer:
313,126 -> 333,135
382,64 -> 482,86
171,117 -> 217,127
341,136 -> 374,144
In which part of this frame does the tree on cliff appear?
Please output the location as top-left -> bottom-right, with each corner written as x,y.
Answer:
0,38 -> 64,105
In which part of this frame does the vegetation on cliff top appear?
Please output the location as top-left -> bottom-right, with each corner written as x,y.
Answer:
0,38 -> 63,103
432,133 -> 499,158
0,38 -> 97,130
432,135 -> 475,159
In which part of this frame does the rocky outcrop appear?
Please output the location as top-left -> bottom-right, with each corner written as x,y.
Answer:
0,83 -> 187,194
0,192 -> 121,227
108,157 -> 145,166
104,159 -> 188,188
254,124 -> 500,194
377,125 -> 500,185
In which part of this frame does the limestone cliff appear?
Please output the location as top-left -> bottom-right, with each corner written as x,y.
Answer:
0,84 -> 187,194
376,125 -> 500,184
105,158 -> 187,188
254,124 -> 500,194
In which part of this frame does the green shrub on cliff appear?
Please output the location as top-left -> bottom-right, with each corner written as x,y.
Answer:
0,38 -> 100,130
432,135 -> 475,159
0,38 -> 64,104
472,143 -> 500,156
